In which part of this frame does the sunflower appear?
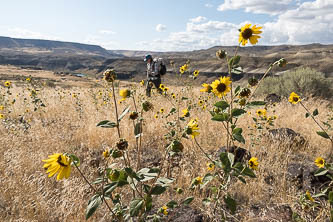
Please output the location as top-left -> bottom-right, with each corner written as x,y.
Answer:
171,93 -> 176,99
200,83 -> 213,93
207,162 -> 215,171
288,92 -> 301,104
26,77 -> 31,82
186,118 -> 200,138
211,76 -> 232,98
103,149 -> 110,158
194,176 -> 203,185
119,89 -> 131,101
161,206 -> 168,216
198,100 -> 204,106
154,114 -> 159,119
0,105 -> 4,110
0,114 -> 4,119
193,70 -> 199,77
179,66 -> 185,74
160,108 -> 165,113
42,153 -> 71,180
248,157 -> 259,170
315,157 -> 325,168
256,109 -> 267,117
239,24 -> 262,46
4,81 -> 11,87
182,108 -> 190,117
306,190 -> 315,202
140,80 -> 145,86
103,69 -> 116,82
159,84 -> 165,90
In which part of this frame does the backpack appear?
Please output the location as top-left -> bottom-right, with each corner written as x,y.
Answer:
155,58 -> 167,75
159,63 -> 167,75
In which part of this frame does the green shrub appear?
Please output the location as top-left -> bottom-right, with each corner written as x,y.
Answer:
257,67 -> 333,99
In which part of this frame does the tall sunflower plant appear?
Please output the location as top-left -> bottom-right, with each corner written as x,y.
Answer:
42,69 -> 194,221
186,24 -> 288,216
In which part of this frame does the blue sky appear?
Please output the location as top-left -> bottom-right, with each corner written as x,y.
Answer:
0,0 -> 332,51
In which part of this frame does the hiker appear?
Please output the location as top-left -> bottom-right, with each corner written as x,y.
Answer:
144,54 -> 166,97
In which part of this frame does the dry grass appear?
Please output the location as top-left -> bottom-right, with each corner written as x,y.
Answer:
0,79 -> 332,221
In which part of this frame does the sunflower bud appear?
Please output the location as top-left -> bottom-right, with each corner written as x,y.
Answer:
169,140 -> 184,153
216,50 -> 227,60
103,69 -> 116,82
142,101 -> 153,112
116,138 -> 128,151
278,58 -> 287,67
109,169 -> 120,181
248,77 -> 258,87
129,111 -> 139,120
239,88 -> 251,98
239,98 -> 247,106
111,149 -> 123,159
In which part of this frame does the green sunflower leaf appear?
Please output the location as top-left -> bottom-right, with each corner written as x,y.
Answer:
118,106 -> 130,121
214,101 -> 229,110
231,108 -> 246,117
242,167 -> 256,178
150,185 -> 167,195
166,200 -> 178,209
313,109 -> 319,116
316,131 -> 330,139
129,198 -> 144,217
224,195 -> 237,214
134,122 -> 142,137
97,120 -> 117,128
228,55 -> 241,67
314,168 -> 328,176
182,196 -> 194,205
86,194 -> 102,220
212,113 -> 230,122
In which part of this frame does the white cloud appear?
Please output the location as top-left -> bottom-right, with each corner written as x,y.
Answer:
217,0 -> 295,15
156,24 -> 167,32
205,3 -> 213,8
261,0 -> 333,44
99,30 -> 116,35
6,28 -> 59,40
189,16 -> 207,23
137,0 -> 333,51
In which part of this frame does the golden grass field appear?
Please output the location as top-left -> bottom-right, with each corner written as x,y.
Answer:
0,70 -> 332,221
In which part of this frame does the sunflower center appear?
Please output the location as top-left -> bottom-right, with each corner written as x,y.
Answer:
293,97 -> 299,102
242,28 -> 253,39
249,161 -> 254,167
319,160 -> 323,164
57,156 -> 68,167
216,83 -> 227,92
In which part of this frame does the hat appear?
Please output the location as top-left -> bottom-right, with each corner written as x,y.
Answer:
144,54 -> 152,62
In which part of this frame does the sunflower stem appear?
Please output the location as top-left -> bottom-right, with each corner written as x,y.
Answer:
111,81 -> 121,138
73,161 -> 117,218
300,101 -> 333,160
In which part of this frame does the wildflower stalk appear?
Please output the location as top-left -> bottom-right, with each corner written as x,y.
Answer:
299,101 -> 333,160
111,81 -> 121,138
248,63 -> 274,101
194,137 -> 214,163
131,94 -> 142,170
73,161 -> 117,218
226,45 -> 240,150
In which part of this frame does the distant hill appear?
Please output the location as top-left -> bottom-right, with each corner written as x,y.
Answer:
0,36 -> 332,81
0,36 -> 122,57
